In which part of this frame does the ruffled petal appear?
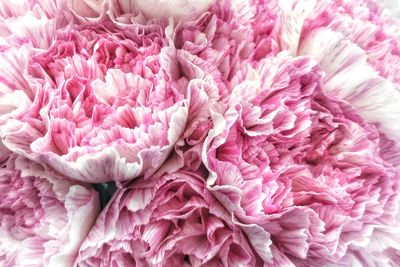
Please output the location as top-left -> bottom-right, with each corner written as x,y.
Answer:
0,156 -> 100,266
76,171 -> 261,266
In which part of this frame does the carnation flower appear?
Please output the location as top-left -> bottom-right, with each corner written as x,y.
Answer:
0,17 -> 189,183
0,155 -> 99,266
203,54 -> 400,265
250,0 -> 400,168
76,171 -> 262,266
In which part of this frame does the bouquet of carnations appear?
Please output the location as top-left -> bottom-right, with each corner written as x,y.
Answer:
1,0 -> 400,266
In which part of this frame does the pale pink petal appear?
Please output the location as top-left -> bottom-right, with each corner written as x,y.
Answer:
66,0 -> 104,18
0,156 -> 100,266
298,28 -> 400,168
134,0 -> 214,22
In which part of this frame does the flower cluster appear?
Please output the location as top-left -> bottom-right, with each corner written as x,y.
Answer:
1,0 -> 400,266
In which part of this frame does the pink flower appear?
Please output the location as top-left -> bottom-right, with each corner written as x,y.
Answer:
0,18 -> 189,183
76,171 -> 262,266
0,155 -> 100,266
251,0 -> 400,171
203,55 -> 400,265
